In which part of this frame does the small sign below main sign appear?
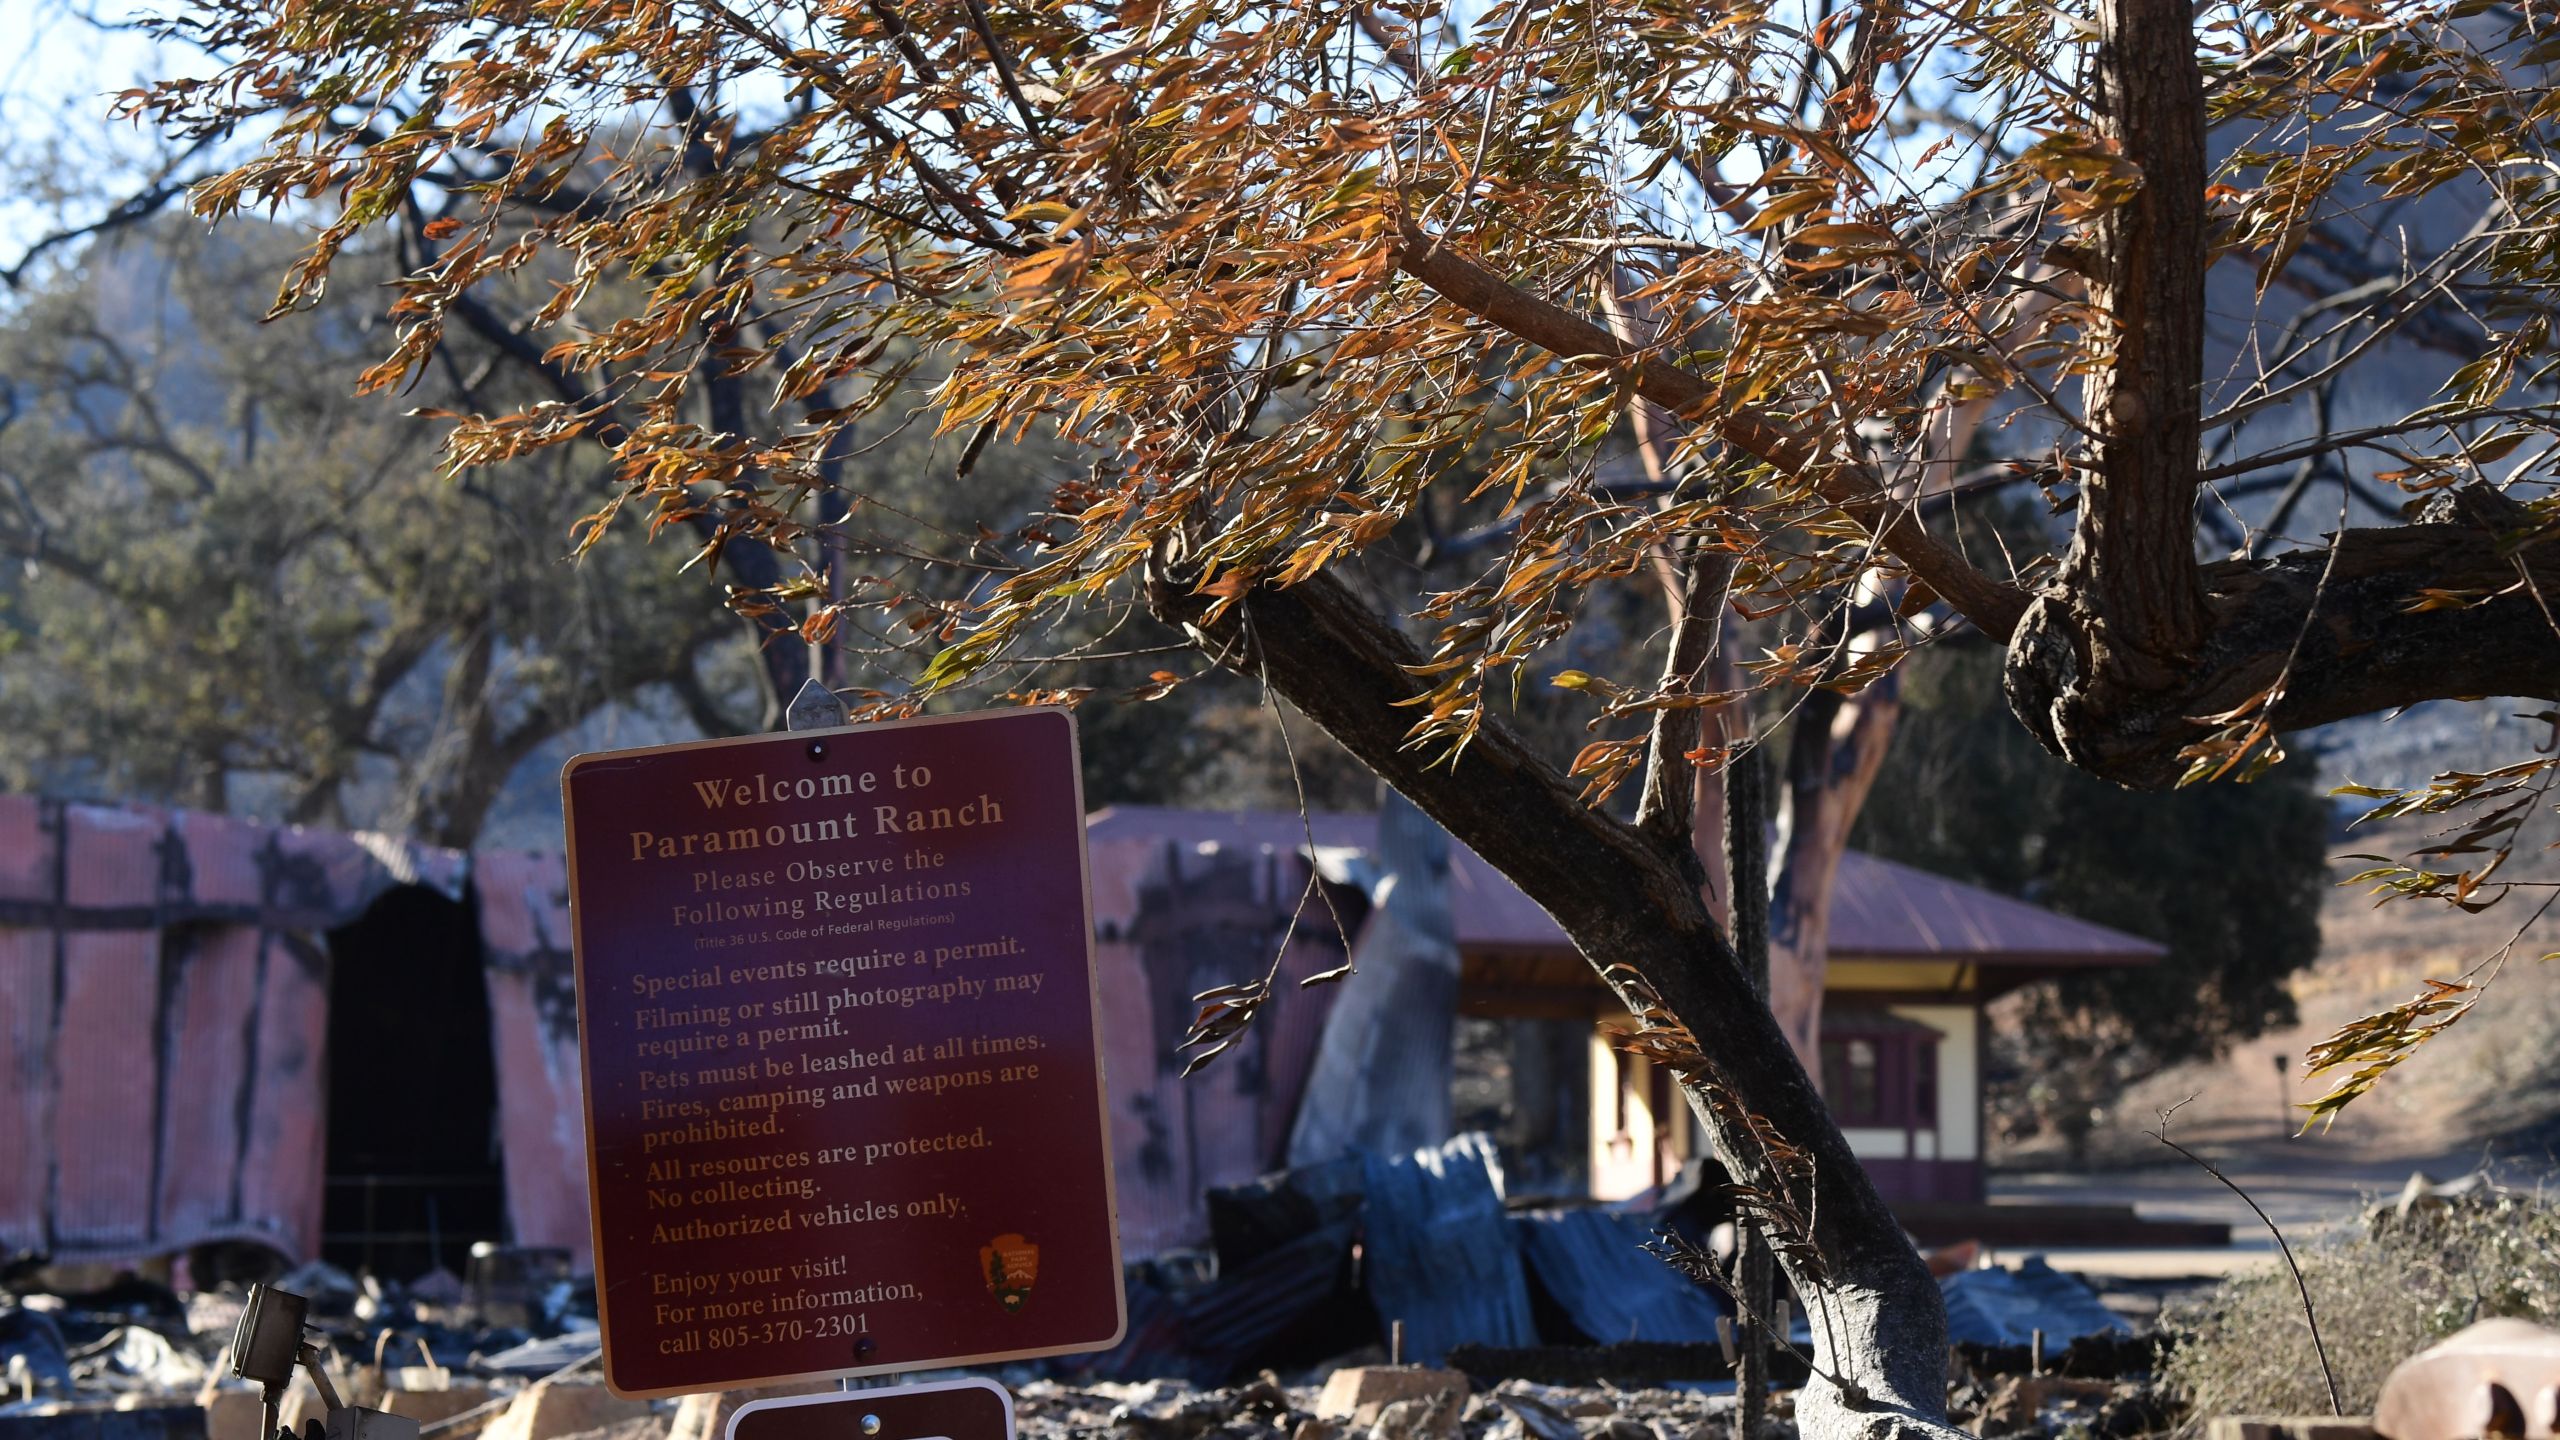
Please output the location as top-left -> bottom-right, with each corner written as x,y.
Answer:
730,1377 -> 1013,1440
562,709 -> 1124,1398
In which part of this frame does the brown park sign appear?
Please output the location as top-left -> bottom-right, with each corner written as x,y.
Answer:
729,1377 -> 1013,1440
562,709 -> 1125,1398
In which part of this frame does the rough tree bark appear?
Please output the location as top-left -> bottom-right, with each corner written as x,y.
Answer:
2003,0 -> 2214,777
1147,562 -> 1962,1440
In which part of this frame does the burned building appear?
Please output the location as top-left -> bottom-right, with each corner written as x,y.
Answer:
0,793 -> 2156,1280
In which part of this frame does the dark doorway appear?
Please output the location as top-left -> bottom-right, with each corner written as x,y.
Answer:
322,884 -> 506,1280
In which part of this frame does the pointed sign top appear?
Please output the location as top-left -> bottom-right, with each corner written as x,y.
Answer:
785,676 -> 848,732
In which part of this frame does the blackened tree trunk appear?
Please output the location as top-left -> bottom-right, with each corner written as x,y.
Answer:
1725,744 -> 1778,1439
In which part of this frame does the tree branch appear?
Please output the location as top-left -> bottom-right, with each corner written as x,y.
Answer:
0,139 -> 217,290
1390,224 -> 2032,638
1634,550 -> 1735,855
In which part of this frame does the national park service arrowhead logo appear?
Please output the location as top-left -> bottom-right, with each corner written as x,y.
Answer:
980,1233 -> 1038,1311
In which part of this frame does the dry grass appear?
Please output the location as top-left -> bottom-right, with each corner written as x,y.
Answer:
1996,818 -> 2560,1169
2162,1190 -> 2560,1426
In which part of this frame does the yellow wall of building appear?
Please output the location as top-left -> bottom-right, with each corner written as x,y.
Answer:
1589,997 -> 1980,1197
1902,1002 -> 1977,1161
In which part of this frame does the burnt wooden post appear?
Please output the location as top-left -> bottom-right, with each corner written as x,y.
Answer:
1726,743 -> 1774,1440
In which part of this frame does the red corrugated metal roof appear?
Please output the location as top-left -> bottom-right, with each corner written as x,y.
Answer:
1086,805 -> 2162,966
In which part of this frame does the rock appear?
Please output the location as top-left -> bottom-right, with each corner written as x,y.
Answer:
378,1387 -> 502,1439
480,1383 -> 653,1440
1365,1394 -> 1460,1440
197,1387 -> 266,1440
2376,1319 -> 2560,1440
1315,1370 -> 1468,1430
392,1371 -> 454,1394
667,1381 -> 837,1440
550,1421 -> 667,1440
1095,1381 -> 1195,1411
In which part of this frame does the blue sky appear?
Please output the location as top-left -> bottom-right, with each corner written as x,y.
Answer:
0,0 -> 201,276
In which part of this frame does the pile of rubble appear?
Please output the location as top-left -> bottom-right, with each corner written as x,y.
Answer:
0,1252 -> 2168,1440
0,1251 -> 620,1440
1014,1367 -> 1770,1440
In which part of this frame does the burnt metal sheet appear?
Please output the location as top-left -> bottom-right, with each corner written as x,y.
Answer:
0,918 -> 328,1264
63,805 -> 167,909
154,926 -> 265,1244
0,792 -> 468,1264
1205,1153 -> 1365,1269
1089,831 -> 1347,1259
51,930 -> 161,1248
1360,1134 -> 1535,1365
1094,926 -> 1178,1255
0,793 -> 52,903
235,932 -> 329,1259
1080,1219 -> 1360,1383
0,927 -> 56,1249
1288,793 -> 1457,1168
1937,1256 -> 2124,1347
472,849 -> 592,1266
1512,1208 -> 1727,1345
171,809 -> 272,909
0,797 -> 464,933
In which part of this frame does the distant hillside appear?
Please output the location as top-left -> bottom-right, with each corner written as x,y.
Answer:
2308,702 -> 2555,796
1993,812 -> 2560,1168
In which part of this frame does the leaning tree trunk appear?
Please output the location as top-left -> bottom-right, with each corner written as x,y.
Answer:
1149,563 -> 1964,1440
1769,677 -> 1901,1075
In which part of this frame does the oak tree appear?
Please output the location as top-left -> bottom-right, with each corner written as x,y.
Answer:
0,218 -> 754,843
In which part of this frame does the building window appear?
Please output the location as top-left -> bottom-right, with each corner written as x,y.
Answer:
1822,1037 -> 1884,1124
1820,1018 -> 1944,1131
